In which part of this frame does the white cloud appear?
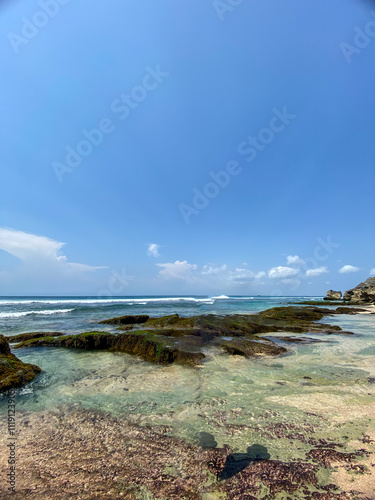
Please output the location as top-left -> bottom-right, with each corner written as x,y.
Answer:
201,264 -> 227,275
305,266 -> 328,277
369,268 -> 375,276
286,255 -> 305,266
157,260 -> 198,280
338,265 -> 360,274
268,266 -> 299,279
230,268 -> 255,280
155,260 -> 266,288
255,271 -> 266,279
147,243 -> 161,258
0,227 -> 105,273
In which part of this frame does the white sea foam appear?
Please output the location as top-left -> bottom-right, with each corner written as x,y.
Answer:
211,295 -> 230,299
0,297 -> 214,306
0,309 -> 74,319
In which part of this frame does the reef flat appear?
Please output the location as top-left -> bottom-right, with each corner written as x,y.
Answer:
1,305 -> 365,393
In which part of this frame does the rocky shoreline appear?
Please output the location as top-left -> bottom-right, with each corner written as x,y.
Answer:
0,304 -> 367,393
2,276 -> 374,394
323,277 -> 375,305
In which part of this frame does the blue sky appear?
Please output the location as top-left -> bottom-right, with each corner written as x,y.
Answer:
0,0 -> 374,296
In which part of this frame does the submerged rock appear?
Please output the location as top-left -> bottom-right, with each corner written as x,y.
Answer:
0,335 -> 41,393
343,277 -> 375,304
219,337 -> 287,357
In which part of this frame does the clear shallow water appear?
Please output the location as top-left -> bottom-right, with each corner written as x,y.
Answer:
1,297 -> 374,463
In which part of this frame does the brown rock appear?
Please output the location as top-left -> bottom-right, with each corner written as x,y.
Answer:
343,277 -> 375,304
324,290 -> 342,301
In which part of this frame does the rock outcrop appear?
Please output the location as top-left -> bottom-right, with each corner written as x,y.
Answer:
0,335 -> 41,393
14,331 -> 205,367
343,277 -> 375,304
323,290 -> 342,301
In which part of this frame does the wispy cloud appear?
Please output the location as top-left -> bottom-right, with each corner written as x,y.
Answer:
370,268 -> 375,276
147,243 -> 161,258
338,264 -> 360,274
305,266 -> 328,277
0,227 -> 106,274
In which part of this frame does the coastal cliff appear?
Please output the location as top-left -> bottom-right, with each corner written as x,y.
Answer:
344,277 -> 375,304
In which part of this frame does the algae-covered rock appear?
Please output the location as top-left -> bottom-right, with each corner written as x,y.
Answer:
254,306 -> 346,333
113,331 -> 205,366
0,335 -> 41,393
14,332 -> 113,350
144,314 -> 278,337
257,306 -> 326,322
99,314 -> 149,325
7,332 -> 65,343
102,307 -> 353,338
